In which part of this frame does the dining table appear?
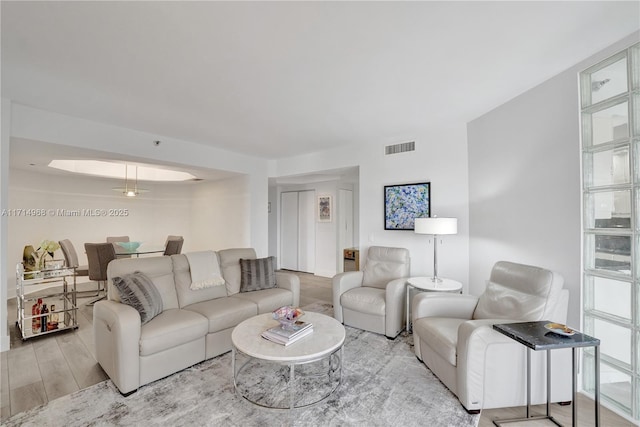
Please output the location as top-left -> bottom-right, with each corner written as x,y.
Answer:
113,243 -> 165,258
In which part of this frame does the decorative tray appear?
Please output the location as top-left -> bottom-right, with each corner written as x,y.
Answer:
544,322 -> 576,336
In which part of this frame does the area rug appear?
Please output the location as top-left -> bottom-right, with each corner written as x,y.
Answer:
5,302 -> 479,427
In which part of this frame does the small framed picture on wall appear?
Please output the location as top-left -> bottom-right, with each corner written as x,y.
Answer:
318,195 -> 332,222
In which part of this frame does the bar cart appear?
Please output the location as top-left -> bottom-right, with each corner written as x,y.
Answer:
16,262 -> 78,340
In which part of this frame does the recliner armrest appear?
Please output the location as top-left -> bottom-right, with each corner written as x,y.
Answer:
93,300 -> 142,394
275,271 -> 301,307
456,318 -> 522,410
412,293 -> 478,321
385,277 -> 409,338
332,271 -> 364,322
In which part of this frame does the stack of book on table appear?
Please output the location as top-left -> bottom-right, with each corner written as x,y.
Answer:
261,320 -> 313,346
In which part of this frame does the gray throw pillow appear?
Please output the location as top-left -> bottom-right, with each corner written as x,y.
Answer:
239,256 -> 277,292
112,271 -> 163,324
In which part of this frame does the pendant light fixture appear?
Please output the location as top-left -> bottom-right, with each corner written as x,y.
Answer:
124,164 -> 137,197
112,164 -> 149,197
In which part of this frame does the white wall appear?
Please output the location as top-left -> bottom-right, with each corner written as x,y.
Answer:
314,184 -> 337,277
467,31 -> 640,329
9,169 -> 191,255
8,103 -> 270,254
6,168 -> 251,299
0,99 -> 10,351
190,175 -> 251,251
275,125 -> 470,289
0,102 -> 269,351
268,184 -> 278,258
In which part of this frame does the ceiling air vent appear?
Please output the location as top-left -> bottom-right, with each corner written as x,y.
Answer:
385,141 -> 415,155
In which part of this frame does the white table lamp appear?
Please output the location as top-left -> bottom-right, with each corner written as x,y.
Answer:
415,217 -> 457,282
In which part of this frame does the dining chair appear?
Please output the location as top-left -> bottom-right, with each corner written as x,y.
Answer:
85,242 -> 117,305
107,236 -> 131,258
59,239 -> 102,297
163,237 -> 184,256
59,239 -> 89,275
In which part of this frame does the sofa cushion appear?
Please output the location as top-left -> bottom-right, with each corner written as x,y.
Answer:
107,256 -> 179,310
184,296 -> 257,333
239,256 -> 277,292
414,317 -> 467,366
139,308 -> 208,356
473,261 -> 564,321
218,248 -> 257,295
362,246 -> 410,289
230,288 -> 293,314
340,287 -> 385,316
112,271 -> 163,325
172,254 -> 228,308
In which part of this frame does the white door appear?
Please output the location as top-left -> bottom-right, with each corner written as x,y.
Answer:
280,192 -> 299,270
297,190 -> 316,273
338,189 -> 354,273
280,190 -> 316,272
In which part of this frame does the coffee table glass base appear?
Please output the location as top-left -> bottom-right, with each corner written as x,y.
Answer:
232,346 -> 343,409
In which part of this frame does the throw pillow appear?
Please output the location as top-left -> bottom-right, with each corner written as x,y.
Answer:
112,271 -> 163,325
239,256 -> 277,292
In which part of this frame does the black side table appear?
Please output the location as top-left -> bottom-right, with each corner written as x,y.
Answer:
492,321 -> 600,427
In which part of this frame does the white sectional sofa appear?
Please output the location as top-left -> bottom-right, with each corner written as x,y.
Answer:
93,248 -> 300,395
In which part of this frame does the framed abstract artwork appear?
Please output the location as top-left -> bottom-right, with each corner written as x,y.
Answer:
318,195 -> 332,222
384,182 -> 430,230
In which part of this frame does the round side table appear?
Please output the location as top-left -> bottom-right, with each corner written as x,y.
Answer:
405,277 -> 463,334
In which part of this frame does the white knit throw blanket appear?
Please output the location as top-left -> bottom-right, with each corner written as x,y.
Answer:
185,251 -> 226,290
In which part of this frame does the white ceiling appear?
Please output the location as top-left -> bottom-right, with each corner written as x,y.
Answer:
10,138 -> 240,182
2,1 -> 639,161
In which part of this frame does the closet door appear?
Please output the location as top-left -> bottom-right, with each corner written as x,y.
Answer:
280,192 -> 299,270
297,190 -> 316,273
338,189 -> 354,273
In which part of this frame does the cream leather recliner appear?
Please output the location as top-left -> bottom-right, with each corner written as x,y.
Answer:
333,246 -> 410,338
412,261 -> 572,412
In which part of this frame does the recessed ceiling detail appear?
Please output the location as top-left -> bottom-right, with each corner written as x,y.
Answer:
48,160 -> 197,181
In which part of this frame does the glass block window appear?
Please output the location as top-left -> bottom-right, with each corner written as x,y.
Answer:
581,42 -> 639,421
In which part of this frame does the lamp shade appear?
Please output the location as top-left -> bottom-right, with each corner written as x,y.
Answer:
414,217 -> 457,235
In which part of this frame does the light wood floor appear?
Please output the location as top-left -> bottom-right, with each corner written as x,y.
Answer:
1,273 -> 635,426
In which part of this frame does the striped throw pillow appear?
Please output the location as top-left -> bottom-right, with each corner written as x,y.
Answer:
239,256 -> 277,292
112,271 -> 163,324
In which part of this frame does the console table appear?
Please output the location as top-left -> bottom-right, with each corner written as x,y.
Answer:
493,321 -> 601,427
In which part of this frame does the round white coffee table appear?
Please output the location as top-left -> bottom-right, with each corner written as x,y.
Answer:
405,277 -> 463,333
231,311 -> 346,409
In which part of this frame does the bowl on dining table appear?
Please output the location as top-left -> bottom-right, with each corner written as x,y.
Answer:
115,241 -> 141,252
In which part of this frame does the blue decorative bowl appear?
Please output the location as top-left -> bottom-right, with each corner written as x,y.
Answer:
116,241 -> 141,252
